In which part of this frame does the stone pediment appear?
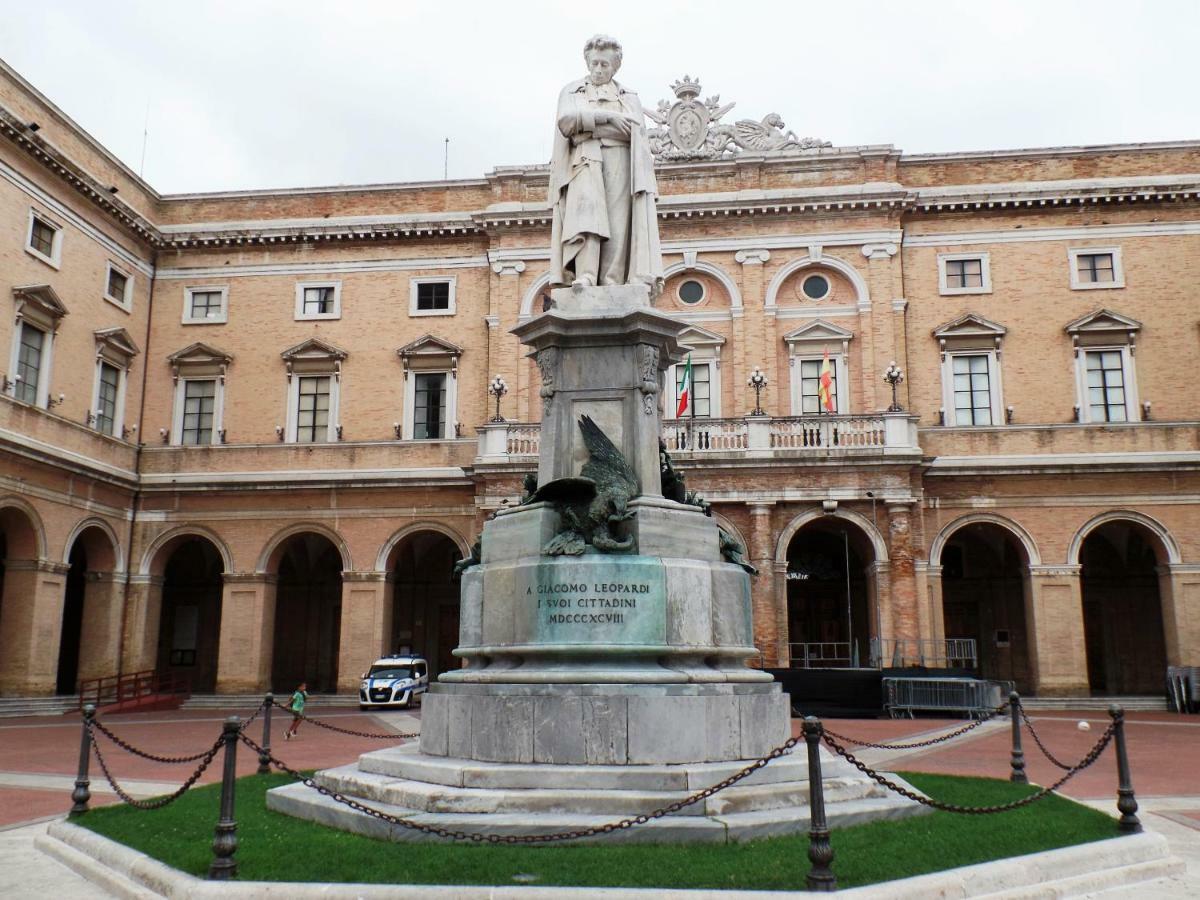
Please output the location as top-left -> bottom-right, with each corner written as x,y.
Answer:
1064,308 -> 1141,336
280,337 -> 349,362
168,342 -> 232,379
782,320 -> 854,346
933,312 -> 1007,341
94,327 -> 140,364
13,284 -> 69,326
677,324 -> 726,352
397,334 -> 463,373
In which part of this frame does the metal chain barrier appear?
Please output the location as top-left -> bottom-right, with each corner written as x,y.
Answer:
821,721 -> 1116,815
89,721 -> 224,810
1018,706 -> 1074,771
240,730 -> 801,843
270,699 -> 419,740
239,698 -> 265,732
822,702 -> 1009,751
91,718 -> 216,764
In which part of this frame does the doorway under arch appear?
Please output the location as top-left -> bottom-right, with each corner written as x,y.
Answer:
938,522 -> 1032,691
784,517 -> 874,667
1079,521 -> 1168,694
155,537 -> 224,693
58,524 -> 119,695
388,531 -> 463,679
271,533 -> 343,694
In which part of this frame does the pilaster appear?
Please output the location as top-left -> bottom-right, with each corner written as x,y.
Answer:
745,501 -> 779,665
1160,563 -> 1200,667
215,573 -> 278,693
735,250 -> 770,413
885,500 -> 918,641
1025,565 -> 1089,696
77,571 -> 126,683
0,559 -> 70,695
337,571 -> 392,693
861,242 -> 898,409
490,260 -> 526,420
121,574 -> 165,674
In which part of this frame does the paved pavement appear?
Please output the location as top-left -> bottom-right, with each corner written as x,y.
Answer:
1,702 -> 1195,897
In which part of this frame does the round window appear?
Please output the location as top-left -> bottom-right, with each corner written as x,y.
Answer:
677,279 -> 706,305
802,274 -> 830,300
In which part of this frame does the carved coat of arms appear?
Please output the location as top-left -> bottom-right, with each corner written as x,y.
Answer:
645,76 -> 832,160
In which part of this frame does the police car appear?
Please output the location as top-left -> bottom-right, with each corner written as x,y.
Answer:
358,655 -> 429,710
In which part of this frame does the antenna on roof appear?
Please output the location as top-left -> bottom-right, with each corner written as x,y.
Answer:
138,99 -> 150,178
444,137 -> 449,180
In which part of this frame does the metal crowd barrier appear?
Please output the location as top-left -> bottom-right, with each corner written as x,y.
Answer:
884,676 -> 1014,719
1167,666 -> 1199,714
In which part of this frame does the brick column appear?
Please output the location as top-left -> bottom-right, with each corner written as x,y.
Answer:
735,250 -> 771,412
490,261 -> 526,420
215,574 -> 278,694
337,571 -> 392,693
886,501 -> 919,641
860,242 -> 899,409
746,501 -> 779,665
1159,563 -> 1200,667
0,559 -> 69,695
77,571 -> 126,683
121,574 -> 164,674
1024,565 -> 1089,696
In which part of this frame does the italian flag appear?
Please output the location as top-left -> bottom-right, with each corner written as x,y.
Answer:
818,348 -> 835,412
676,354 -> 693,418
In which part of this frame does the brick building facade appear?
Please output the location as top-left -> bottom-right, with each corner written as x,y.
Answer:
1,59 -> 1197,699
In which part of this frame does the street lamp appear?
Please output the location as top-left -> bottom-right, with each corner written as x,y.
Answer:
488,375 -> 508,422
747,366 -> 768,417
882,361 -> 904,412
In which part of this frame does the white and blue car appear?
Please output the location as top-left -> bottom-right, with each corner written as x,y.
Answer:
359,655 -> 429,710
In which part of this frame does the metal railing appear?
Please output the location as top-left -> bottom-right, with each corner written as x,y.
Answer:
870,637 -> 978,669
883,676 -> 1014,719
788,642 -> 859,669
78,669 -> 191,713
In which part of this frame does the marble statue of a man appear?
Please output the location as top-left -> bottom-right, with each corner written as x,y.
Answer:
548,35 -> 663,295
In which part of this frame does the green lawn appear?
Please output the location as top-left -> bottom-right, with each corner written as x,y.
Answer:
75,771 -> 1120,890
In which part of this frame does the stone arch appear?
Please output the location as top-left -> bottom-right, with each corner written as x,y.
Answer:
62,517 -> 122,573
1067,510 -> 1181,566
662,260 -> 744,310
930,513 -> 1042,568
377,521 -> 471,571
258,522 -> 352,574
774,508 -> 888,565
765,253 -> 870,311
519,270 -> 553,318
140,525 -> 235,577
0,495 -> 48,560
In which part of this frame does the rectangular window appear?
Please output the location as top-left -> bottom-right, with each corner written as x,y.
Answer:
295,376 -> 331,442
181,379 -> 217,445
302,286 -> 336,315
945,258 -> 983,289
95,363 -> 120,435
674,363 -> 711,417
1085,350 -> 1127,422
15,322 -> 44,405
28,214 -> 58,262
190,291 -> 223,317
1076,253 -> 1115,284
413,372 -> 446,439
416,282 -> 450,312
952,354 -> 992,425
799,358 -> 838,414
106,267 -> 128,304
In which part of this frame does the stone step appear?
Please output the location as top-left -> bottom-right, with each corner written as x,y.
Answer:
313,762 -> 882,818
357,741 -> 820,792
267,779 -> 925,844
1021,696 -> 1167,711
0,697 -> 78,718
180,693 -> 362,709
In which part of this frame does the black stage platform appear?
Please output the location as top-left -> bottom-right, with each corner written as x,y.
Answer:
769,667 -> 977,718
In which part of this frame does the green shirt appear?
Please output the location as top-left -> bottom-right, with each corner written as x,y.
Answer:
290,690 -> 307,713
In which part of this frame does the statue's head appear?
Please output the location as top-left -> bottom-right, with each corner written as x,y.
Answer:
583,34 -> 622,85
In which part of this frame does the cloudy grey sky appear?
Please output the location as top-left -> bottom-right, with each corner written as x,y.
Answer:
2,0 -> 1197,194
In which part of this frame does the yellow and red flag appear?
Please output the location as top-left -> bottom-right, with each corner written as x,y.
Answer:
818,349 -> 835,412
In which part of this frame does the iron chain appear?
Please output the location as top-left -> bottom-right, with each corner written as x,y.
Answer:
822,702 -> 1008,751
821,722 -> 1116,815
240,730 -> 801,843
271,700 -> 419,740
88,721 -> 223,810
91,718 -> 215,764
1018,706 -> 1074,771
239,698 -> 265,732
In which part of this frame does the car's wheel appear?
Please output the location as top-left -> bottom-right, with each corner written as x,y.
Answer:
359,704 -> 369,711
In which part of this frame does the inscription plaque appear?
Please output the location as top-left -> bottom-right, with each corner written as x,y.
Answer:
518,557 -> 667,645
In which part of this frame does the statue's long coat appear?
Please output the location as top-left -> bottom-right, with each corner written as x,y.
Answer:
548,78 -> 663,292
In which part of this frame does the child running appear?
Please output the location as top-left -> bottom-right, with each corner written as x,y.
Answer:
284,682 -> 308,740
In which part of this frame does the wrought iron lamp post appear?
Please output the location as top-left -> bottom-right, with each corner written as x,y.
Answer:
488,375 -> 508,423
748,366 -> 768,416
883,361 -> 904,412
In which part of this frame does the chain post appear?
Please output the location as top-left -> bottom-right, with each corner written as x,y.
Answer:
1109,705 -> 1141,834
70,704 -> 95,815
257,693 -> 273,775
803,717 -> 836,892
1009,691 -> 1028,784
208,716 -> 241,880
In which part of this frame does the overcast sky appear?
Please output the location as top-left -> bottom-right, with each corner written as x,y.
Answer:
2,0 -> 1197,195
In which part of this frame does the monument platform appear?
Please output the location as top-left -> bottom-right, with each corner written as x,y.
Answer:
266,740 -> 927,843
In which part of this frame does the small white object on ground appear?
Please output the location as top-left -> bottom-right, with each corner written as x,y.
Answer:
1078,720 -> 1091,731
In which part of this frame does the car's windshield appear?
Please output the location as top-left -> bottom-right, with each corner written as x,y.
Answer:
367,665 -> 415,679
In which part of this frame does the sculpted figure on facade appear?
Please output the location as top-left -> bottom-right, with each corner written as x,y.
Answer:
548,35 -> 663,295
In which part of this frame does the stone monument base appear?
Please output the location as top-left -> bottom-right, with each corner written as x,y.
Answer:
266,740 -> 928,844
